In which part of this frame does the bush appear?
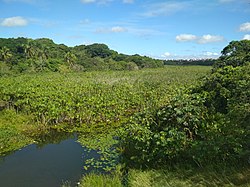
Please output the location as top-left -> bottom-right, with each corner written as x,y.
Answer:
120,40 -> 250,167
120,93 -> 224,166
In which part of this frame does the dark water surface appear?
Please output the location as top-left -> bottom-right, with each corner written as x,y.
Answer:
0,135 -> 97,187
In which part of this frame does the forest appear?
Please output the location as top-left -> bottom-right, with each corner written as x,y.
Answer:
0,37 -> 163,76
0,39 -> 249,186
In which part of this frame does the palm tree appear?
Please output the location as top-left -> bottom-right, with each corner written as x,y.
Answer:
23,44 -> 35,59
0,46 -> 12,63
39,45 -> 50,61
64,52 -> 77,68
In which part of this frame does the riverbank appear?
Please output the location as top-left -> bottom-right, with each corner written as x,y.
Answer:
76,163 -> 250,187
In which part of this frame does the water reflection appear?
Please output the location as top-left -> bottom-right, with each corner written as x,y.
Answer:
0,131 -> 99,187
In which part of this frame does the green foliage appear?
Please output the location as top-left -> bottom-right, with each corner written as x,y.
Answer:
0,37 -> 164,74
195,64 -> 250,114
79,172 -> 122,187
120,40 -> 250,167
191,64 -> 250,163
126,54 -> 163,68
64,52 -> 77,68
85,43 -> 113,58
0,110 -> 34,155
214,40 -> 250,69
0,46 -> 13,63
0,62 -> 11,76
1,39 -> 248,186
119,92 -> 210,166
0,67 -> 207,127
127,165 -> 250,187
0,66 -> 209,160
13,61 -> 30,73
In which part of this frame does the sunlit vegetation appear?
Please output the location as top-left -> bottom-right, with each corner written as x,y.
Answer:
78,172 -> 123,187
0,110 -> 34,156
0,40 -> 249,187
117,40 -> 250,186
126,166 -> 250,187
0,37 -> 163,76
0,66 -> 209,156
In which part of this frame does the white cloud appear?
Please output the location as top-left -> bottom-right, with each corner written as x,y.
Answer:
159,53 -> 219,60
80,0 -> 114,4
203,51 -> 219,56
176,34 -> 224,44
80,19 -> 90,24
239,22 -> 250,32
111,26 -> 127,32
197,34 -> 224,44
161,52 -> 172,58
243,34 -> 250,40
95,28 -> 108,33
176,34 -> 197,42
123,0 -> 134,3
128,27 -> 164,38
80,0 -> 96,3
142,2 -> 187,17
96,26 -> 127,33
1,16 -> 28,27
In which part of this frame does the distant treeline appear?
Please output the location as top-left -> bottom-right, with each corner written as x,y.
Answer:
163,59 -> 216,66
0,37 -> 164,75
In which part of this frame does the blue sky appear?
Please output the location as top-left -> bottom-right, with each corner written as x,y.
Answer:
0,0 -> 250,59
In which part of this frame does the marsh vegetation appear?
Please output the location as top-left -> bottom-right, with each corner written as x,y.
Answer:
0,40 -> 249,186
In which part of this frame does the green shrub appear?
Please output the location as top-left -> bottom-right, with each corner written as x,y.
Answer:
120,41 -> 250,167
213,40 -> 250,69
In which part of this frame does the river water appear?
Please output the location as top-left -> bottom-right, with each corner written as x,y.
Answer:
0,134 -> 98,187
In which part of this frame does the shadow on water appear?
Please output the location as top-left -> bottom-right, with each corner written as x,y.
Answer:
0,130 -> 100,187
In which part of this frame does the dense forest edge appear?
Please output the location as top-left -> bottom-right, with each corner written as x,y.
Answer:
0,39 -> 249,186
0,37 -> 215,76
0,37 -> 164,75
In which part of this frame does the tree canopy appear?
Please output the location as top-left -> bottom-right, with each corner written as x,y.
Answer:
214,40 -> 250,69
0,37 -> 164,75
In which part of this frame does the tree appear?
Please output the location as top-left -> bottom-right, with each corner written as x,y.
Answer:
64,52 -> 77,68
85,43 -> 112,58
214,40 -> 250,69
23,42 -> 37,59
37,46 -> 50,61
0,46 -> 12,63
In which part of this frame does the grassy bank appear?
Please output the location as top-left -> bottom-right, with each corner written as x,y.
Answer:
76,164 -> 250,187
126,165 -> 250,187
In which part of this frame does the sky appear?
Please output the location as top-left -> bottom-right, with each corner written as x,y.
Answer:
0,0 -> 250,59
